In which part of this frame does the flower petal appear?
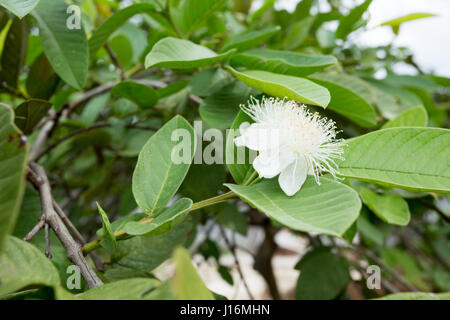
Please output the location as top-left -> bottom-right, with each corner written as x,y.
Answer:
253,145 -> 295,178
278,156 -> 308,196
234,123 -> 280,151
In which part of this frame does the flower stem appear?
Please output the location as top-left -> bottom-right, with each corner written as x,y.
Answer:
82,191 -> 236,254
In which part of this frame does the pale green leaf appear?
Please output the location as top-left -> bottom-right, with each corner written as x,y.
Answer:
124,198 -> 192,236
132,115 -> 195,215
226,177 -> 361,236
145,37 -> 235,69
339,127 -> 450,193
382,106 -> 428,129
0,236 -> 60,297
79,278 -> 160,300
230,49 -> 337,77
227,67 -> 330,107
359,187 -> 410,226
171,247 -> 214,300
0,0 -> 39,18
380,13 -> 436,34
96,202 -> 117,252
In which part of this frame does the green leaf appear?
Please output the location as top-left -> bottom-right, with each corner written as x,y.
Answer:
295,248 -> 349,300
111,81 -> 159,109
169,0 -> 226,38
171,247 -> 214,300
79,278 -> 160,300
96,202 -> 117,252
308,73 -> 377,127
376,292 -> 450,300
0,104 -> 28,253
339,127 -> 450,193
357,210 -> 384,246
188,68 -> 230,97
145,37 -> 235,69
25,54 -> 59,100
220,25 -> 281,53
199,81 -> 253,130
230,49 -> 337,77
0,0 -> 39,18
88,3 -> 157,57
104,220 -> 193,281
359,187 -> 410,226
132,115 -> 195,215
335,0 -> 372,39
0,236 -> 60,297
32,0 -> 89,89
227,67 -> 330,107
380,13 -> 436,34
225,110 -> 255,185
225,177 -> 361,236
0,17 -> 28,90
283,16 -> 315,50
14,99 -> 52,135
180,163 -> 226,203
124,198 -> 192,236
382,106 -> 428,129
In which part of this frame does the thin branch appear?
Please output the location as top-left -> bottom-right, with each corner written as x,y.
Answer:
417,198 -> 450,223
53,200 -> 105,272
27,163 -> 103,288
354,245 -> 419,292
105,43 -> 125,80
45,223 -> 52,259
218,225 -> 255,300
23,215 -> 45,241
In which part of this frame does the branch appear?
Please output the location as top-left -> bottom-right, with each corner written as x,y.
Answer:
218,225 -> 255,300
27,163 -> 103,288
105,43 -> 125,80
417,198 -> 450,223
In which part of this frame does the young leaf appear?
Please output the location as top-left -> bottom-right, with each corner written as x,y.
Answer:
111,81 -> 159,109
380,13 -> 436,34
124,198 -> 193,236
32,0 -> 89,89
230,49 -> 337,77
226,177 -> 361,237
339,127 -> 450,193
14,99 -> 52,135
0,237 -> 60,297
96,202 -> 117,252
227,67 -> 330,107
171,247 -> 215,300
132,115 -> 196,215
0,104 -> 28,253
145,37 -> 235,69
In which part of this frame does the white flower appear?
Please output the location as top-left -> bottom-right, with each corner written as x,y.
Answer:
234,97 -> 344,196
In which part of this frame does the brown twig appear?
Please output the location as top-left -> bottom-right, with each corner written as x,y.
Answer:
53,200 -> 105,272
23,215 -> 45,241
44,223 -> 52,259
218,225 -> 255,300
417,198 -> 450,223
27,163 -> 103,288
